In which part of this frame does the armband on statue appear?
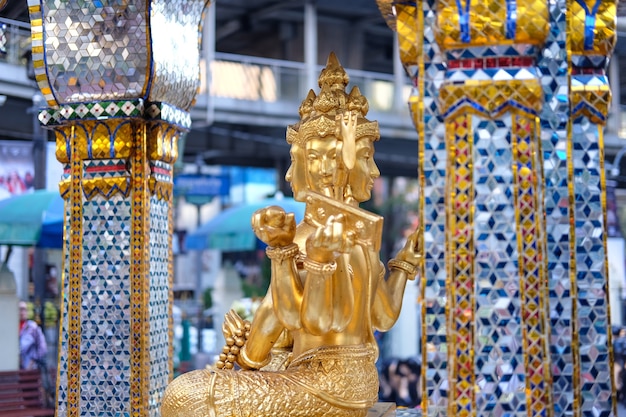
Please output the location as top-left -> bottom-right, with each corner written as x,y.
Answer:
387,258 -> 419,280
265,243 -> 300,262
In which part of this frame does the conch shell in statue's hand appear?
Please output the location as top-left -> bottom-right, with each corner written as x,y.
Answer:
251,205 -> 297,247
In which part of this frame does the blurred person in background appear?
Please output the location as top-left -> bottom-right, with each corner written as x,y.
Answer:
19,300 -> 54,406
7,171 -> 26,194
378,357 -> 421,408
18,300 -> 47,370
614,327 -> 626,404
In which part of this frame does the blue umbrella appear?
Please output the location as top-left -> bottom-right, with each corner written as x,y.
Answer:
0,190 -> 65,248
186,197 -> 305,252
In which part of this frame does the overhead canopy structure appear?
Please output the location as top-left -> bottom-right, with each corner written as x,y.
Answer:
0,189 -> 64,248
186,196 -> 305,252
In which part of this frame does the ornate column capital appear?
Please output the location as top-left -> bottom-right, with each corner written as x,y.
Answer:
28,0 -> 210,111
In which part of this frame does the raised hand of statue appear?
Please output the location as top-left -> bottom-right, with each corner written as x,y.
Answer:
336,110 -> 358,171
306,214 -> 355,263
390,226 -> 423,280
251,205 -> 297,247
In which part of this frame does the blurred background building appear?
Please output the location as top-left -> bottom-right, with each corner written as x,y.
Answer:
0,0 -> 625,367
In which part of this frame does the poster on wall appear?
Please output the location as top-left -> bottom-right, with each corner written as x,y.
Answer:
0,140 -> 63,201
0,140 -> 35,200
46,141 -> 63,192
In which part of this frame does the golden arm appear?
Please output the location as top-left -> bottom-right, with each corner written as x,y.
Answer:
236,290 -> 285,369
300,255 -> 354,335
268,247 -> 304,331
372,228 -> 421,331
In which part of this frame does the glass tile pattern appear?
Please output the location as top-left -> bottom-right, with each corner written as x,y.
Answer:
537,2 -> 574,415
0,23 -> 6,54
57,193 -> 132,417
38,1 -> 149,104
31,0 -> 207,110
148,196 -> 171,416
148,0 -> 207,110
421,2 -> 449,415
381,0 -> 617,415
80,195 -> 132,417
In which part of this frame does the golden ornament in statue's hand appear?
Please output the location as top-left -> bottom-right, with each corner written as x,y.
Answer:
251,205 -> 297,247
216,310 -> 252,370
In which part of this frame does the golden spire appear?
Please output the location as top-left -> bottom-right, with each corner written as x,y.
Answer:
288,52 -> 379,145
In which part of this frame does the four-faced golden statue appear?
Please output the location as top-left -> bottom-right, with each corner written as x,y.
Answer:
162,52 -> 421,417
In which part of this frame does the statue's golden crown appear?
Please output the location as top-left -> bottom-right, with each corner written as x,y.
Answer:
287,52 -> 379,145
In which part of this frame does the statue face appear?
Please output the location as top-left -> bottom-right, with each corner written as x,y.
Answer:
305,136 -> 339,197
285,144 -> 306,201
349,137 -> 380,202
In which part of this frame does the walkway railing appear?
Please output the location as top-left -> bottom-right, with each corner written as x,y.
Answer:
4,16 -> 625,148
0,17 -> 30,66
0,17 -> 411,119
205,52 -> 412,114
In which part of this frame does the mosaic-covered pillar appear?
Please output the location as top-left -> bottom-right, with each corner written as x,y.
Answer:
0,0 -> 6,55
377,1 -> 449,414
564,1 -> 617,415
536,2 -> 573,414
0,27 -> 5,56
378,0 -> 617,416
27,2 -> 210,416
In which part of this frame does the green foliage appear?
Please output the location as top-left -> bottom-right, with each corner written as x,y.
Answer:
203,287 -> 213,309
370,182 -> 420,262
241,256 -> 271,298
43,301 -> 58,324
24,301 -> 58,328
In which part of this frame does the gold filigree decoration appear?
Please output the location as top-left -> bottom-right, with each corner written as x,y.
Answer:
568,0 -> 616,56
148,122 -> 181,163
54,128 -> 71,164
82,177 -> 131,200
59,179 -> 71,199
439,79 -> 544,119
571,85 -> 611,125
149,178 -> 173,201
434,0 -> 549,49
54,120 -> 135,162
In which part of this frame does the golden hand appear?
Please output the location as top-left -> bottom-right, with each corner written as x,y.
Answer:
306,214 -> 355,263
336,111 -> 358,170
398,227 -> 422,263
389,227 -> 423,280
251,205 -> 297,247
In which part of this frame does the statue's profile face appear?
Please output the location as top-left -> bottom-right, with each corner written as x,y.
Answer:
305,136 -> 339,197
285,144 -> 307,201
349,137 -> 380,202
